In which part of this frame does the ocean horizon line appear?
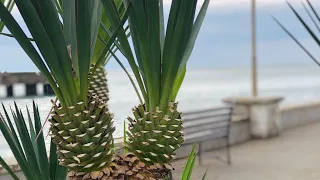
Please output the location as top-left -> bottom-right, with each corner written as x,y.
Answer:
2,62 -> 319,73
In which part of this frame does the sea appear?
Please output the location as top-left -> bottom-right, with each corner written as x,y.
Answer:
2,65 -> 320,158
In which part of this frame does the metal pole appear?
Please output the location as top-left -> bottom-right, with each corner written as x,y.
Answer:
251,0 -> 258,96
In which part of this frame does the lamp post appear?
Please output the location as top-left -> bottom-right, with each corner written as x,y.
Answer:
251,0 -> 258,96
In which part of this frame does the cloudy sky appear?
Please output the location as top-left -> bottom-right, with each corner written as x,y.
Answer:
1,0 -> 320,72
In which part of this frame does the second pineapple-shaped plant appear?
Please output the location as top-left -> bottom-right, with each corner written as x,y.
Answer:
88,1 -> 127,104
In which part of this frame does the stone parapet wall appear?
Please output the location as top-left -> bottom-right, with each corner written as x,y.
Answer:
0,72 -> 54,97
0,72 -> 46,85
280,101 -> 320,130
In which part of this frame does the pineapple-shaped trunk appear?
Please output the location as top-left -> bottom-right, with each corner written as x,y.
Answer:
67,153 -> 173,180
89,65 -> 109,103
49,92 -> 115,178
121,153 -> 173,180
125,102 -> 184,177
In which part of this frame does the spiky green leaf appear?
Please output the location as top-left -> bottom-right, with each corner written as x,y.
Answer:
0,156 -> 20,180
181,144 -> 197,180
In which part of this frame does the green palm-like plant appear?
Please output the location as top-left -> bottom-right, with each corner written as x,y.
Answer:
0,0 -> 14,32
0,102 -> 68,180
181,144 -> 200,180
0,0 -> 128,179
274,0 -> 320,66
98,0 -> 210,178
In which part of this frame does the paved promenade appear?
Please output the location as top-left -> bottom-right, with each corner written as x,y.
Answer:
1,122 -> 320,179
173,122 -> 320,180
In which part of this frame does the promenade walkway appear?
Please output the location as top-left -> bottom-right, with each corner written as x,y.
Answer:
173,122 -> 320,180
1,122 -> 319,179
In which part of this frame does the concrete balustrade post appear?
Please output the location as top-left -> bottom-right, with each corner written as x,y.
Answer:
36,83 -> 44,96
0,85 -> 7,98
12,83 -> 26,97
224,96 -> 284,138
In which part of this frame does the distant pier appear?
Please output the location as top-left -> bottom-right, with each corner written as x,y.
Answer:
0,72 -> 54,98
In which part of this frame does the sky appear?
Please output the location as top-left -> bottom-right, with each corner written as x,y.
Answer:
1,0 -> 320,72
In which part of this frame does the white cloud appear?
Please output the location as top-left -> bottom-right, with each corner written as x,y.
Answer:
207,0 -> 302,7
163,0 -> 320,14
161,0 -> 298,15
163,0 -> 319,7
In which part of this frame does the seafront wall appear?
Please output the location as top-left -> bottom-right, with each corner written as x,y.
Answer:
0,72 -> 54,97
1,100 -> 320,177
174,101 -> 320,159
281,101 -> 320,130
